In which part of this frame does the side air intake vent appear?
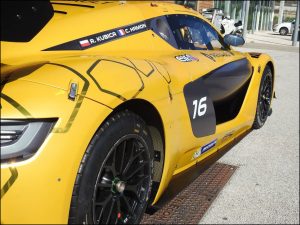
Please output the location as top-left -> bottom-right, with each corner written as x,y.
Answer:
249,52 -> 262,58
0,120 -> 27,146
1,119 -> 57,163
1,130 -> 24,145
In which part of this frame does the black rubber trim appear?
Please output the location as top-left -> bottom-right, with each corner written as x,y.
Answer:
54,10 -> 67,14
51,2 -> 95,8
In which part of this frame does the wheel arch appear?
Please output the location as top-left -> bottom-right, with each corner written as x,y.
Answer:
280,26 -> 288,30
113,99 -> 165,203
279,26 -> 289,33
266,61 -> 275,87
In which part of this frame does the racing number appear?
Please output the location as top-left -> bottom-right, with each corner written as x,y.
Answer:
192,97 -> 207,119
184,78 -> 216,137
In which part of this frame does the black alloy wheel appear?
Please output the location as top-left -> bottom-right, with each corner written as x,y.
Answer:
253,66 -> 273,129
258,74 -> 272,121
92,135 -> 151,224
69,111 -> 154,224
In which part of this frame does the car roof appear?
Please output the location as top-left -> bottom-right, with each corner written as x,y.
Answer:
37,1 -> 205,45
1,1 -> 211,63
50,1 -> 202,19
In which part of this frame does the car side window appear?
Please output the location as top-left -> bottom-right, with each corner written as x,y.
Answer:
203,23 -> 224,50
149,16 -> 178,49
166,14 -> 228,50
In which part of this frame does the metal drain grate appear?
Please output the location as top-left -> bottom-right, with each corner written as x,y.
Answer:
141,163 -> 237,224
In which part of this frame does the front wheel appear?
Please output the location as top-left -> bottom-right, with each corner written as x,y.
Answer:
279,27 -> 288,35
69,111 -> 154,224
252,66 -> 273,129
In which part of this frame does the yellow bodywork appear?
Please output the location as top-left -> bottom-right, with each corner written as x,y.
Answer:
0,1 -> 275,224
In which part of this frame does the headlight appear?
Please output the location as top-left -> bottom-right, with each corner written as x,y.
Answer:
273,24 -> 278,29
1,119 -> 57,163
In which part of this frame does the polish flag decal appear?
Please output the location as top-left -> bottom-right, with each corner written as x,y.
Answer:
79,39 -> 90,47
117,29 -> 126,36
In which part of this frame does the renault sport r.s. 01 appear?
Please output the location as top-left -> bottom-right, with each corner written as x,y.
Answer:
1,1 -> 274,224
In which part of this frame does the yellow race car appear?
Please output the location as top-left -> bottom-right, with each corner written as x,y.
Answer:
1,1 -> 275,224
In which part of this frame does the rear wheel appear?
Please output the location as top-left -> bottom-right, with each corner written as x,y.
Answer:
69,111 -> 154,224
279,27 -> 288,35
252,66 -> 273,129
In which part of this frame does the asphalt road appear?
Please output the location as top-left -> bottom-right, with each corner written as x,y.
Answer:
199,45 -> 299,224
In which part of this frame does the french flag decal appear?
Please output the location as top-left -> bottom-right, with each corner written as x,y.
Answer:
117,29 -> 126,36
79,39 -> 91,47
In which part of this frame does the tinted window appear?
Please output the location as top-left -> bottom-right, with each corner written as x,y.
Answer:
166,14 -> 228,50
149,16 -> 178,49
1,1 -> 54,42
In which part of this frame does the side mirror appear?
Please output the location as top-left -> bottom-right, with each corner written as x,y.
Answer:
224,34 -> 245,46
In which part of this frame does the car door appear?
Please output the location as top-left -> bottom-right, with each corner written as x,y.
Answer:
162,14 -> 253,168
166,13 -> 252,130
148,14 -> 253,170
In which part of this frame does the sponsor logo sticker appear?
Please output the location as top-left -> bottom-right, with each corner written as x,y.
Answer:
193,139 -> 217,159
201,139 -> 217,154
201,52 -> 216,62
201,51 -> 233,62
175,54 -> 199,62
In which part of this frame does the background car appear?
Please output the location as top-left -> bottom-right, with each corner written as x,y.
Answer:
273,20 -> 295,35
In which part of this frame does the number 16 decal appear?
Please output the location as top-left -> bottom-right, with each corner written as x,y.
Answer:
192,97 -> 207,119
184,78 -> 216,137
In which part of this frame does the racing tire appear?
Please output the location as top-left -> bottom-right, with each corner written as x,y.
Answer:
69,111 -> 154,224
252,66 -> 273,129
279,27 -> 288,35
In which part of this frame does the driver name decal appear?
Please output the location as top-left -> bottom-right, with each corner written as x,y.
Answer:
44,22 -> 148,51
80,31 -> 118,47
78,22 -> 147,49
